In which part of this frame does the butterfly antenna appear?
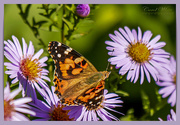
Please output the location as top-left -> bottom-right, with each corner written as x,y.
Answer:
105,61 -> 110,71
105,49 -> 115,71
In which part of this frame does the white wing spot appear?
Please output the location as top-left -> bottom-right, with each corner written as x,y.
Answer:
67,47 -> 72,52
64,51 -> 69,55
55,50 -> 58,53
57,54 -> 61,58
58,42 -> 62,46
55,47 -> 57,49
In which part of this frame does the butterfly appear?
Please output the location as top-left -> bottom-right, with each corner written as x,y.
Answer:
48,41 -> 110,110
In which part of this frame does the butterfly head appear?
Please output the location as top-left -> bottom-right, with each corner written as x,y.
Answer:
102,71 -> 111,80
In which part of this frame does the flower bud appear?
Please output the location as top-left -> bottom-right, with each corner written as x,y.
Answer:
76,4 -> 90,18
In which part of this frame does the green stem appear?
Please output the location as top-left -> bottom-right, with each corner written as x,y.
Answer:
61,4 -> 65,44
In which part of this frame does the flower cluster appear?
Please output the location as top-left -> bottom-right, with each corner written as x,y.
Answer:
105,26 -> 176,120
3,4 -> 176,121
4,35 -> 123,121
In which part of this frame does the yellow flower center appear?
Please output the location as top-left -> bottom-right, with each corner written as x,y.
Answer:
20,56 -> 42,81
4,100 -> 14,121
128,42 -> 151,63
50,105 -> 73,121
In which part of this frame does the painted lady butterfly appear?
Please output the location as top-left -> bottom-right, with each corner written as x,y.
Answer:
48,41 -> 110,110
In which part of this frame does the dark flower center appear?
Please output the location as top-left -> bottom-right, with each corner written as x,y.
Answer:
4,100 -> 14,120
50,105 -> 73,121
128,42 -> 151,63
173,74 -> 176,85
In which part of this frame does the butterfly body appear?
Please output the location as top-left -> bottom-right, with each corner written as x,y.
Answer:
48,41 -> 110,110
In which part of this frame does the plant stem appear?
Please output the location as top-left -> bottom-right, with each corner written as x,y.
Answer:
61,4 -> 65,44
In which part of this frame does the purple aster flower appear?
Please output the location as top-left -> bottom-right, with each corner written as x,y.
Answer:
4,35 -> 50,101
105,26 -> 170,84
29,86 -> 73,121
158,109 -> 176,121
156,56 -> 176,107
63,89 -> 123,121
76,4 -> 90,17
4,82 -> 35,121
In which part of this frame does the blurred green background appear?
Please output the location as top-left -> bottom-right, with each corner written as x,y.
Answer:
4,4 -> 176,121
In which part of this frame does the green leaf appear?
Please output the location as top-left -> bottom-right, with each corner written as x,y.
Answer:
25,4 -> 32,19
69,33 -> 85,40
62,17 -> 73,30
16,4 -> 22,11
115,90 -> 129,97
141,90 -> 150,113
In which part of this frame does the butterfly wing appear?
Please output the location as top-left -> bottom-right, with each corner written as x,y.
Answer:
48,41 -> 101,105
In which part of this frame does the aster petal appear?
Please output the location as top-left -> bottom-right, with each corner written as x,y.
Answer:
4,62 -> 19,70
119,60 -> 132,75
83,110 -> 88,121
142,31 -> 152,44
105,41 -> 122,48
108,55 -> 126,62
124,26 -> 135,42
133,63 -> 140,83
130,63 -> 138,82
100,108 -> 119,121
143,65 -> 151,83
39,57 -> 48,64
92,110 -> 98,121
105,93 -> 119,98
104,106 -> 124,116
30,100 -> 50,112
5,70 -> 18,76
132,29 -> 138,42
76,107 -> 86,121
4,40 -> 20,59
12,77 -> 19,84
4,83 -> 10,99
33,111 -> 50,118
22,37 -> 28,57
156,81 -> 174,86
14,107 -> 35,116
147,35 -> 161,47
152,42 -> 166,49
13,97 -> 32,106
171,109 -> 176,121
109,34 -> 123,45
159,86 -> 175,97
97,110 -> 109,121
12,35 -> 23,57
4,46 -> 20,62
87,111 -> 92,121
116,57 -> 130,69
168,90 -> 176,107
119,27 -> 131,43
137,27 -> 142,42
144,63 -> 158,82
104,99 -> 123,104
36,79 -> 49,90
140,65 -> 145,84
27,41 -> 34,56
151,56 -> 170,64
12,112 -> 29,121
32,49 -> 43,60
4,51 -> 19,66
126,61 -> 136,80
114,30 -> 130,46
9,88 -> 21,100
